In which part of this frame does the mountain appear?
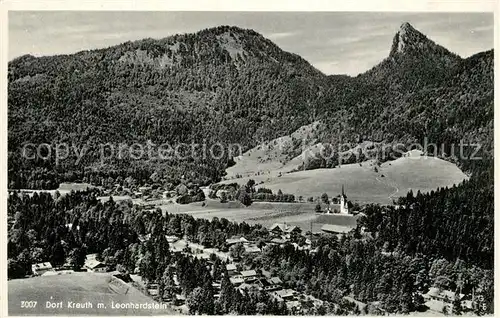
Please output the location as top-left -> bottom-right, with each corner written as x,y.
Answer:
311,23 -> 493,174
8,26 -> 326,188
362,22 -> 461,88
7,23 -> 493,189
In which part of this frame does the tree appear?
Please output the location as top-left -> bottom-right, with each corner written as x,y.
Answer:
246,179 -> 256,192
238,191 -> 252,206
50,241 -> 66,267
220,191 -> 228,203
187,286 -> 214,314
452,290 -> 462,315
8,258 -> 25,279
69,246 -> 86,271
321,193 -> 329,204
315,204 -> 322,213
230,242 -> 245,260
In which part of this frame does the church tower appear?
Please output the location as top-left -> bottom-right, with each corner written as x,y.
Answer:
340,185 -> 349,214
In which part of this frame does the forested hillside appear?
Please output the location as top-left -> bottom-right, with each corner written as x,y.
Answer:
8,23 -> 493,188
8,25 -> 325,188
7,21 -> 495,315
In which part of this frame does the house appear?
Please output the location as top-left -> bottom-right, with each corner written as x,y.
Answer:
258,277 -> 283,292
31,262 -> 54,276
343,296 -> 367,313
286,300 -> 302,311
165,235 -> 179,243
86,253 -> 99,261
269,223 -> 287,234
269,277 -> 283,285
423,287 -> 471,312
292,243 -> 310,251
237,283 -> 260,294
226,264 -> 238,276
229,277 -> 244,286
240,270 -> 258,282
84,259 -> 107,272
244,245 -> 261,255
285,226 -> 302,234
424,287 -> 464,303
226,236 -> 249,247
261,269 -> 272,278
269,237 -> 288,245
273,289 -> 297,301
173,294 -> 186,306
147,283 -> 159,296
321,224 -> 352,234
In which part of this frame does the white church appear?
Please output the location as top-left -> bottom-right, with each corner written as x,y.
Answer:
325,185 -> 350,214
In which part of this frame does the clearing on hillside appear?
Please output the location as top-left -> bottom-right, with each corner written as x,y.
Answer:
220,151 -> 467,204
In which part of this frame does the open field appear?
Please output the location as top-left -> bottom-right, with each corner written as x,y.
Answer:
9,183 -> 96,198
220,151 -> 468,205
8,272 -> 174,316
160,200 -> 358,233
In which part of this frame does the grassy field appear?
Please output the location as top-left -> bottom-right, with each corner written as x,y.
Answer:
167,151 -> 467,232
220,152 -> 467,205
8,272 -> 175,316
160,200 -> 358,233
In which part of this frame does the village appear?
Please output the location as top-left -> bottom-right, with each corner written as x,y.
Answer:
29,213 -> 477,316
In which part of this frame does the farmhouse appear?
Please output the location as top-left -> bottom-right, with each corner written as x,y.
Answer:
147,283 -> 159,296
269,223 -> 287,234
244,245 -> 261,255
237,283 -> 260,293
423,287 -> 472,312
165,235 -> 179,243
273,289 -> 297,301
286,300 -> 302,311
240,270 -> 258,282
173,294 -> 186,306
226,263 -> 238,276
31,262 -> 54,276
84,259 -> 107,273
225,236 -> 249,246
269,237 -> 288,245
229,276 -> 244,286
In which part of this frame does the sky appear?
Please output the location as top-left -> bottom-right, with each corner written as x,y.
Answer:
8,11 -> 494,76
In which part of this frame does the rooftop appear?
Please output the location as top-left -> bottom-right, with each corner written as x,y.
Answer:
32,262 -> 52,270
321,224 -> 353,234
84,259 -> 106,269
274,289 -> 296,299
240,270 -> 257,277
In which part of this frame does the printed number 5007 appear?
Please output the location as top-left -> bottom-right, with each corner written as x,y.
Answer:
21,301 -> 37,308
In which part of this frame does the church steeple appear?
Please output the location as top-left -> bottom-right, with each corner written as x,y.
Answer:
340,185 -> 349,214
341,184 -> 347,198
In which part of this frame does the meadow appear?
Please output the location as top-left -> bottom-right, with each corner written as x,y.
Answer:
220,152 -> 467,205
